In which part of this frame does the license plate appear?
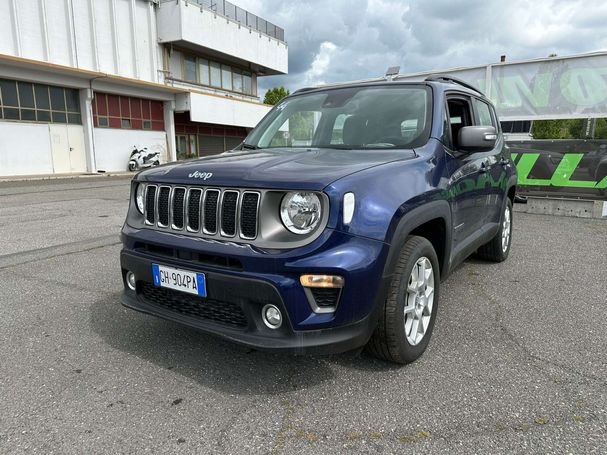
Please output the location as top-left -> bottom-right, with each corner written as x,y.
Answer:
152,264 -> 207,297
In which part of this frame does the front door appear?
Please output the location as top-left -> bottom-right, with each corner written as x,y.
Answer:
176,134 -> 198,160
444,96 -> 488,245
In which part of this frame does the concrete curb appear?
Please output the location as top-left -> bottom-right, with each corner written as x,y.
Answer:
515,196 -> 607,219
0,171 -> 135,183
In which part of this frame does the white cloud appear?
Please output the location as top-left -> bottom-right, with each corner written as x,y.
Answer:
302,41 -> 338,86
237,0 -> 607,92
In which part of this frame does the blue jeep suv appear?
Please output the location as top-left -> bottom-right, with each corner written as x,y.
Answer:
120,76 -> 517,364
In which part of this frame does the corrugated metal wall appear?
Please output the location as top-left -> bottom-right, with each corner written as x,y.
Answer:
0,0 -> 160,83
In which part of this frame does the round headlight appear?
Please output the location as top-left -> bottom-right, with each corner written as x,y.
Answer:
135,184 -> 145,214
280,192 -> 322,234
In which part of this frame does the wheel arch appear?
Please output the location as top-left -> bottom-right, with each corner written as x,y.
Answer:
383,200 -> 452,281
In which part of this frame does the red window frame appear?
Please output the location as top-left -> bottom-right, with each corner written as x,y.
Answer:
93,93 -> 165,131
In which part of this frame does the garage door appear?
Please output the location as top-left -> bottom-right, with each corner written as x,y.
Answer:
198,135 -> 226,157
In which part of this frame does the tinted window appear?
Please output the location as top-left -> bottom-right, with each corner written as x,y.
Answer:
37,110 -> 51,122
0,79 -> 80,124
65,89 -> 80,112
50,87 -> 65,110
0,79 -> 18,106
35,85 -> 50,109
20,109 -> 36,121
18,82 -> 35,108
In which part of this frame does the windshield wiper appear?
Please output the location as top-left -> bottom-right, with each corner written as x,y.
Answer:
241,143 -> 260,150
322,145 -> 353,150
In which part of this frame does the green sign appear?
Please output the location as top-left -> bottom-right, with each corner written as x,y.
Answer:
512,152 -> 607,189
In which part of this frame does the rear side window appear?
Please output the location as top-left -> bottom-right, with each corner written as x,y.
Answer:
473,98 -> 495,127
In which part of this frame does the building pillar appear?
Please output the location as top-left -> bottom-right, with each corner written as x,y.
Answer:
164,100 -> 177,162
79,88 -> 97,173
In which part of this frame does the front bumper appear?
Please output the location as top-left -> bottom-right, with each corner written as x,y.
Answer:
120,225 -> 390,354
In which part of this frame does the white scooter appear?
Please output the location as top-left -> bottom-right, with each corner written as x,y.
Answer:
128,147 -> 160,172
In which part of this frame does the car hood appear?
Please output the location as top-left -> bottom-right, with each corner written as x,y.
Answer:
137,148 -> 416,190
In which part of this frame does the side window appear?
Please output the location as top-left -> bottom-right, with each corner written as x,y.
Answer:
446,97 -> 473,150
473,98 -> 495,127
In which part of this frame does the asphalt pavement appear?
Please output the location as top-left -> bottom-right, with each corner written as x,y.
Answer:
1,176 -> 606,454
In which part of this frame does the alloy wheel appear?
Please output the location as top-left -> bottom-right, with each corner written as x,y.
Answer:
501,206 -> 511,253
404,257 -> 435,346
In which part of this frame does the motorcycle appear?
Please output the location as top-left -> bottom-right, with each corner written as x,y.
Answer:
128,147 -> 160,172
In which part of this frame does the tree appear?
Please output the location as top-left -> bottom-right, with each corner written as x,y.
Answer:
264,86 -> 290,105
531,120 -> 565,139
595,118 -> 607,139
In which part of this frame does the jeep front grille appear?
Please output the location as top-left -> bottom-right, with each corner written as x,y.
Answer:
144,185 -> 260,240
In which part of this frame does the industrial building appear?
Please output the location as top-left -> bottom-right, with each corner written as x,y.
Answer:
0,0 -> 288,176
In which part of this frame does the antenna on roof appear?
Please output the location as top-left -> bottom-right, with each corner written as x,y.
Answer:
385,66 -> 401,81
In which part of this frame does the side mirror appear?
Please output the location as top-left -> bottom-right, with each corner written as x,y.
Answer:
458,126 -> 498,152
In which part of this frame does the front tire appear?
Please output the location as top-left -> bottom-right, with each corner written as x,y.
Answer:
128,162 -> 137,172
366,236 -> 440,364
476,198 -> 513,262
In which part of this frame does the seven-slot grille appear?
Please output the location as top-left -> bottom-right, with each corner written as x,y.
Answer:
144,185 -> 260,240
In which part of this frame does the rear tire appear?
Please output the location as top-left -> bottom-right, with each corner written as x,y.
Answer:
476,198 -> 513,262
366,236 -> 440,364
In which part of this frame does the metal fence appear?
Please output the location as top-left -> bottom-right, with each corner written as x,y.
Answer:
163,0 -> 285,42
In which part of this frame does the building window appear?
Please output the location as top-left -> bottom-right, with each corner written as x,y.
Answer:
209,61 -> 221,87
184,55 -> 197,83
174,53 -> 258,97
221,65 -> 232,91
93,93 -> 164,131
232,70 -> 243,93
243,72 -> 252,95
198,59 -> 210,85
0,78 -> 81,124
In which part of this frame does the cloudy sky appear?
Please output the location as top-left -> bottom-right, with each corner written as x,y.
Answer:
235,0 -> 607,94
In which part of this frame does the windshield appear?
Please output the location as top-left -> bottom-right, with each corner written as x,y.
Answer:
245,85 -> 431,150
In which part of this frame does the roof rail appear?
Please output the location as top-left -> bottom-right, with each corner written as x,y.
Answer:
291,86 -> 317,95
425,74 -> 483,95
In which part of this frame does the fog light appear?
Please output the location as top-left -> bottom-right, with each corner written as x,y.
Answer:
262,304 -> 282,329
126,271 -> 136,291
300,274 -> 344,288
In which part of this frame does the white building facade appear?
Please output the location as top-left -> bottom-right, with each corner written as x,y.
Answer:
0,0 -> 287,176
